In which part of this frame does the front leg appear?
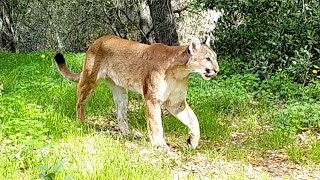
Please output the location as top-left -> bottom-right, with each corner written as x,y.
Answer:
178,104 -> 200,148
165,101 -> 200,148
144,98 -> 169,152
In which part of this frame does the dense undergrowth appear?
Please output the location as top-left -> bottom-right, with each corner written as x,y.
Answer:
195,0 -> 320,83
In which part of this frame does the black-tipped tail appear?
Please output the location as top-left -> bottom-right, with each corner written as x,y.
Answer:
54,53 -> 65,64
53,52 -> 80,82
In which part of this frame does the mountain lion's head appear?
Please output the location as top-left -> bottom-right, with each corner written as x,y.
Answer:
187,37 -> 219,80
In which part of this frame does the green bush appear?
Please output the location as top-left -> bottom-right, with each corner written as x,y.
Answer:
303,81 -> 320,101
255,75 -> 320,101
203,0 -> 320,82
214,72 -> 306,101
274,102 -> 320,132
255,73 -> 301,100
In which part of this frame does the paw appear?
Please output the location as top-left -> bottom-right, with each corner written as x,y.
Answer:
118,120 -> 129,134
187,136 -> 199,149
76,114 -> 86,123
131,129 -> 143,139
78,118 -> 87,123
154,144 -> 170,153
152,138 -> 170,153
119,127 -> 130,135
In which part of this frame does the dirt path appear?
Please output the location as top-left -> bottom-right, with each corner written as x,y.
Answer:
88,117 -> 320,179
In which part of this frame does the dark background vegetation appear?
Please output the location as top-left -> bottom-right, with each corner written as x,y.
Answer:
205,0 -> 320,83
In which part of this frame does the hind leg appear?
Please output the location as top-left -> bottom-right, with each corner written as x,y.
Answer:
76,73 -> 96,122
106,80 -> 129,133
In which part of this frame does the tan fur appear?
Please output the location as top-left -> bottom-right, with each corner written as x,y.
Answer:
55,35 -> 219,152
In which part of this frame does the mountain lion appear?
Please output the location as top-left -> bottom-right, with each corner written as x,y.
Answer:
54,35 -> 219,152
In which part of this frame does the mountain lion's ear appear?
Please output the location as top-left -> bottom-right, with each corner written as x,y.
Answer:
188,37 -> 201,55
204,36 -> 211,46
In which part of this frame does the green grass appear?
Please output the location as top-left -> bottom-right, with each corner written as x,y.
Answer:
0,52 -> 319,179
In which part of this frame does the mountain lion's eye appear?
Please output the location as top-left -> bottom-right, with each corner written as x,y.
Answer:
206,58 -> 211,62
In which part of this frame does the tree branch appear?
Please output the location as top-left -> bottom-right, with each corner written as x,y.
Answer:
173,5 -> 188,14
62,17 -> 92,42
118,8 -> 149,40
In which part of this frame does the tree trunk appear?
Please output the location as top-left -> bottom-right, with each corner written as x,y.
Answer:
0,18 -> 3,50
139,0 -> 155,44
1,0 -> 18,52
55,32 -> 64,51
147,0 -> 179,46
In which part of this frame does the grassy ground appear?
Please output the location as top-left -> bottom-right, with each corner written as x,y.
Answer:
0,52 -> 319,179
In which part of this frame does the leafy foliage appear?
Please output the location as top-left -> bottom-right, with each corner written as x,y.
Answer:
37,159 -> 66,180
274,102 -> 320,132
203,0 -> 320,82
0,0 -> 141,52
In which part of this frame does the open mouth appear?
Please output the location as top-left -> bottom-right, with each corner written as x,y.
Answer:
203,69 -> 217,79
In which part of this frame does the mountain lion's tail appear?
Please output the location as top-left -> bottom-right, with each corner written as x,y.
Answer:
54,53 -> 80,82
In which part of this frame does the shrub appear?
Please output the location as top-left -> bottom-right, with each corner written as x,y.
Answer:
255,73 -> 302,100
203,0 -> 320,82
303,81 -> 320,101
274,102 -> 320,133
